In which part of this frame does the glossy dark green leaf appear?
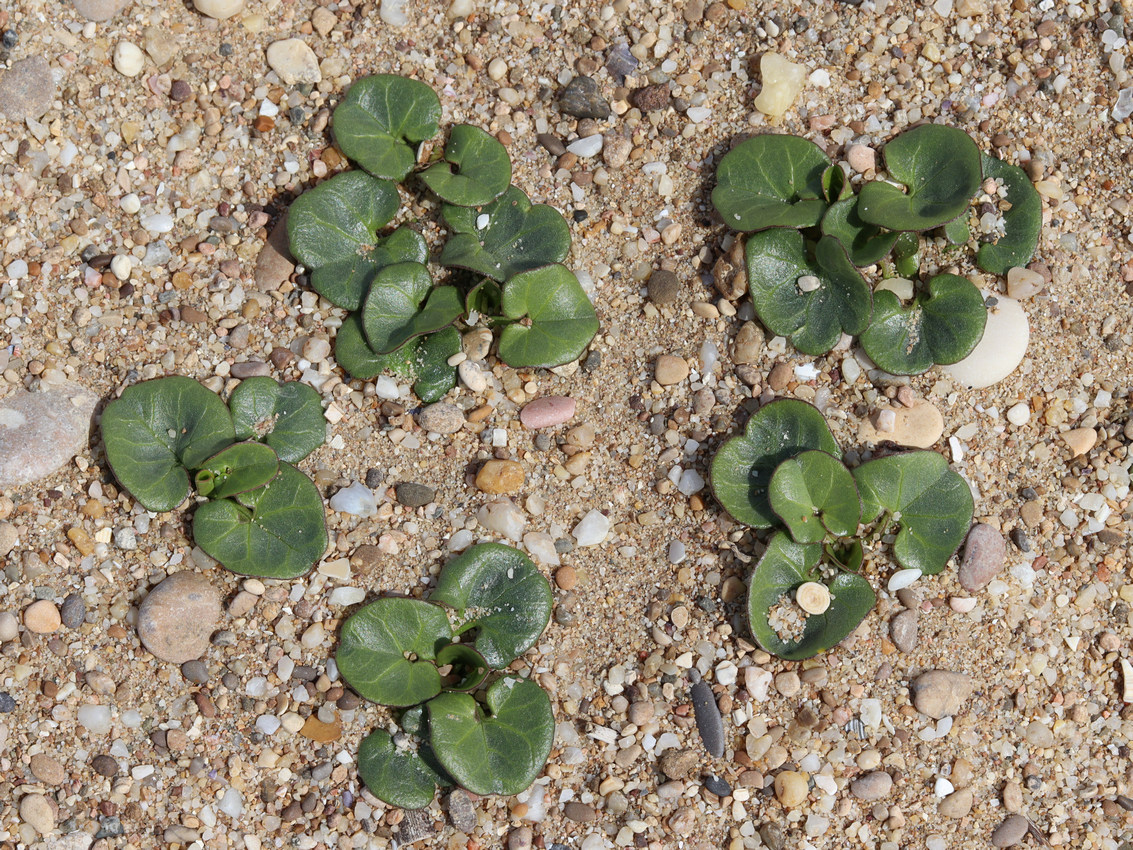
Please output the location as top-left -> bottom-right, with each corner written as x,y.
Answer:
853,451 -> 974,575
229,378 -> 326,463
412,328 -> 461,403
440,186 -> 571,281
711,134 -> 831,231
942,213 -> 970,246
332,313 -> 417,382
192,462 -> 328,579
820,197 -> 899,267
428,677 -> 555,796
194,441 -> 279,500
436,643 -> 490,692
102,376 -> 235,512
858,124 -> 983,231
745,230 -> 872,356
976,153 -> 1042,274
710,399 -> 839,529
747,532 -> 876,660
821,164 -> 852,203
332,74 -> 441,181
336,597 -> 452,706
286,171 -> 401,310
357,728 -> 451,810
430,543 -> 553,668
497,264 -> 599,368
891,231 -> 921,278
362,262 -> 464,354
420,124 -> 511,207
859,274 -> 987,375
768,450 -> 860,544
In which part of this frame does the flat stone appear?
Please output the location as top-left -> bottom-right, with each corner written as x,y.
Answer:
444,789 -> 477,833
519,396 -> 576,429
144,26 -> 180,65
889,609 -> 918,653
266,39 -> 322,86
558,76 -> 610,119
60,593 -> 85,629
475,460 -> 524,494
942,295 -> 1028,389
0,522 -> 18,556
910,670 -> 974,719
24,600 -> 61,634
647,269 -> 680,304
990,814 -> 1029,847
395,482 -> 434,507
563,801 -> 597,822
655,354 -> 689,385
691,679 -> 724,757
20,794 -> 55,835
1006,267 -> 1044,299
958,524 -> 1006,592
73,0 -> 130,20
137,572 -> 221,663
850,771 -> 893,801
939,787 -> 974,818
193,0 -> 244,19
255,214 -> 293,291
416,403 -> 464,434
30,753 -> 66,785
0,383 -> 97,488
858,400 -> 944,448
396,809 -> 434,845
507,826 -> 534,850
0,57 -> 55,122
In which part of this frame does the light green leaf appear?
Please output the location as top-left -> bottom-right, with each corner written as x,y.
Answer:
768,450 -> 860,544
497,264 -> 599,368
229,378 -> 326,463
194,441 -> 279,500
942,213 -> 970,246
332,74 -> 441,181
357,728 -> 452,810
420,125 -> 512,207
361,262 -> 464,354
711,134 -> 832,231
976,153 -> 1042,274
820,197 -> 899,267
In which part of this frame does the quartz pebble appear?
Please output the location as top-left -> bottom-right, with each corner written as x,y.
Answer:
20,794 -> 55,835
137,572 -> 221,663
0,612 -> 17,641
476,460 -> 524,494
1006,267 -> 1044,299
910,670 -> 974,719
0,383 -> 98,488
0,521 -> 18,556
939,788 -> 974,818
477,499 -> 525,541
1061,427 -> 1097,457
113,41 -> 145,76
990,814 -> 1030,847
0,57 -> 55,122
329,481 -> 378,517
850,771 -> 893,801
774,771 -> 809,807
858,400 -> 944,448
24,600 -> 62,634
958,524 -> 1006,592
193,0 -> 245,19
266,39 -> 322,86
520,396 -> 575,429
754,53 -> 807,118
73,0 -> 131,20
572,509 -> 610,546
943,295 -> 1029,389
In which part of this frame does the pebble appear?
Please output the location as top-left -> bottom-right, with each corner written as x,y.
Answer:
939,787 -> 974,818
850,771 -> 893,801
754,53 -> 807,118
24,600 -> 61,634
137,572 -> 221,663
858,400 -> 944,448
631,83 -> 671,111
193,0 -> 245,19
889,609 -> 918,653
572,509 -> 610,546
0,57 -> 55,122
1006,402 -> 1030,426
553,564 -> 576,589
267,39 -> 322,86
732,322 -> 763,364
0,384 -> 97,489
329,481 -> 378,517
704,775 -> 732,797
654,354 -> 689,385
690,679 -> 724,757
30,753 -> 66,785
1061,427 -> 1097,457
660,748 -> 699,780
563,801 -> 597,823
508,826 -> 534,850
774,771 -> 809,807
942,295 -> 1028,389
458,360 -> 487,393
181,660 -> 209,684
91,754 -> 119,777
603,135 -> 631,169
475,460 -> 524,494
566,134 -> 603,158
958,524 -> 1006,592
990,814 -> 1030,847
60,593 -> 85,629
113,41 -> 145,77
1025,720 -> 1054,747
302,337 -> 331,362
72,0 -> 130,20
0,611 -> 17,641
395,482 -> 434,507
1006,267 -> 1044,299
847,144 -> 876,173
477,499 -> 525,541
647,269 -> 680,304
0,692 -> 14,712
417,403 -> 465,434
255,216 -> 294,291
520,396 -> 575,429
558,76 -> 610,119
20,794 -> 55,835
445,790 -> 477,833
0,521 -> 17,556
910,670 -> 974,719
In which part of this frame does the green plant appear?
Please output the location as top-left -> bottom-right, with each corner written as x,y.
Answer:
289,75 -> 598,401
101,376 -> 328,579
712,124 -> 1042,375
711,399 -> 973,660
337,543 -> 555,808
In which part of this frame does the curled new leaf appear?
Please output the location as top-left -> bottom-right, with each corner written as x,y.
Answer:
497,264 -> 598,368
820,197 -> 899,267
420,125 -> 511,207
194,441 -> 279,500
711,134 -> 831,231
229,377 -> 326,463
976,153 -> 1042,274
332,74 -> 442,181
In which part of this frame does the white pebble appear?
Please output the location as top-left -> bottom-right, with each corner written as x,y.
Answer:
667,540 -> 686,564
522,532 -> 560,566
256,715 -> 281,735
888,568 -> 922,592
140,213 -> 175,234
686,106 -> 711,123
379,0 -> 408,25
113,41 -> 145,77
77,704 -> 112,734
476,213 -> 490,229
934,778 -> 955,797
715,661 -> 738,686
477,499 -> 525,541
119,193 -> 141,214
1006,402 -> 1030,426
797,274 -> 821,292
110,255 -> 132,281
943,295 -> 1029,390
5,260 -> 28,280
566,135 -> 604,158
447,529 -> 474,552
572,509 -> 611,546
328,481 -> 378,517
218,788 -> 244,818
458,360 -> 488,393
676,469 -> 705,496
329,587 -> 366,606
373,376 -> 400,399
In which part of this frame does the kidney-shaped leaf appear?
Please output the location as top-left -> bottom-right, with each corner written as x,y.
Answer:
440,186 -> 571,281
420,124 -> 511,207
745,230 -> 872,356
333,313 -> 417,381
332,74 -> 441,181
229,377 -> 326,463
430,543 -> 552,668
362,262 -> 464,354
336,597 -> 453,706
498,264 -> 598,368
769,450 -> 860,544
412,328 -> 461,403
858,124 -> 983,231
192,462 -> 327,579
287,170 -> 401,310
194,441 -> 279,500
710,399 -> 839,529
859,274 -> 987,376
976,153 -> 1042,274
747,532 -> 876,660
357,728 -> 452,810
852,451 -> 974,575
428,676 -> 554,796
102,376 -> 235,512
711,134 -> 831,231
820,197 -> 899,267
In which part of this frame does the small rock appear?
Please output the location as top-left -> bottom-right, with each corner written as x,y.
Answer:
60,594 -> 85,629
193,0 -> 245,19
628,701 -> 654,725
847,144 -> 876,173
24,600 -> 61,634
0,57 -> 55,122
417,403 -> 465,434
477,499 -> 525,541
395,482 -> 434,507
20,794 -> 55,835
302,337 -> 331,363
30,753 -> 66,786
563,801 -> 597,823
519,396 -> 576,429
559,76 -> 610,119
0,522 -> 18,556
1002,780 -> 1023,812
990,814 -> 1030,848
91,754 -> 119,777
910,670 -> 974,719
572,509 -> 610,546
137,572 -> 221,663
647,269 -> 680,304
603,135 -> 631,168
857,400 -> 944,449
774,771 -> 809,807
955,0 -> 987,15
73,0 -> 130,20
113,41 -> 145,77
476,460 -> 524,494
267,39 -> 322,86
655,354 -> 689,385
1062,427 -> 1097,457
691,679 -> 725,757
458,360 -> 487,393
754,53 -> 807,118
851,771 -> 893,801
312,6 -> 337,35
445,789 -> 477,833
768,362 -> 792,391
255,215 -> 294,291
1025,720 -> 1054,748
631,83 -> 670,111
704,775 -> 732,797
889,609 -> 918,653
0,611 -> 17,641
939,787 -> 974,818
396,809 -> 434,845
507,826 -> 534,850
1006,267 -> 1044,299
329,481 -> 378,517
144,26 -> 180,65
0,383 -> 98,488
659,748 -> 699,780
942,295 -> 1028,389
958,524 -> 1006,592
732,322 -> 763,364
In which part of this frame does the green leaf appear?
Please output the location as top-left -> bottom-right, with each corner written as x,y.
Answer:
333,313 -> 417,382
497,264 -> 599,368
859,274 -> 987,375
942,213 -> 970,246
412,328 -> 461,403
357,728 -> 451,810
857,124 -> 983,231
768,450 -> 860,544
192,462 -> 328,579
102,376 -> 235,512
465,278 -> 503,316
428,677 -> 554,796
361,262 -> 464,354
229,378 -> 326,463
852,451 -> 974,575
710,399 -> 839,529
336,597 -> 452,706
194,441 -> 279,500
976,153 -> 1042,274
420,125 -> 512,207
332,74 -> 441,181
745,230 -> 872,356
440,186 -> 572,282
746,532 -> 876,660
430,543 -> 553,668
820,197 -> 899,267
891,231 -> 921,278
286,171 -> 401,310
711,134 -> 831,231
436,643 -> 490,692
821,164 -> 852,203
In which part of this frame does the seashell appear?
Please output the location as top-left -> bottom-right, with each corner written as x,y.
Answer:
796,581 -> 831,615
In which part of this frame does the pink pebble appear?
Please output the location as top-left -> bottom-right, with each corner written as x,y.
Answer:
519,396 -> 576,429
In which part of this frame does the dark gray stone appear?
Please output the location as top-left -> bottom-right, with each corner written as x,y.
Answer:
396,482 -> 434,507
690,680 -> 724,757
558,76 -> 610,119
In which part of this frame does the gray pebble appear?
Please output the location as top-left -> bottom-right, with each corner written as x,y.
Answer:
396,809 -> 434,844
416,403 -> 464,434
180,659 -> 209,684
0,56 -> 55,122
0,383 -> 97,488
563,801 -> 597,822
558,76 -> 610,119
690,679 -> 724,757
72,0 -> 130,20
850,770 -> 893,801
605,43 -> 638,81
703,774 -> 732,797
759,823 -> 786,850
395,482 -> 434,507
910,670 -> 974,719
990,814 -> 1030,847
230,361 -> 271,379
889,609 -> 918,653
958,523 -> 1006,591
536,133 -> 566,156
647,269 -> 680,304
60,593 -> 85,629
445,789 -> 477,833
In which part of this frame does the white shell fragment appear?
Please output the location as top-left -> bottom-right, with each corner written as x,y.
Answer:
796,582 -> 831,615
797,274 -> 821,293
1122,658 -> 1133,703
942,294 -> 1029,389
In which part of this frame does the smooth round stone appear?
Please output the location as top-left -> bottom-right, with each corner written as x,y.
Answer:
847,144 -> 876,173
647,269 -> 680,304
30,753 -> 66,785
0,611 -> 17,641
20,794 -> 54,835
0,57 -> 55,122
0,383 -> 97,488
73,0 -> 130,20
302,337 -> 331,362
1006,266 -> 1044,299
266,39 -> 322,86
910,670 -> 974,720
137,572 -> 221,663
520,396 -> 576,429
958,523 -> 1006,592
113,41 -> 145,76
942,295 -> 1028,389
395,482 -> 434,507
774,770 -> 809,807
939,787 -> 974,818
850,771 -> 893,801
889,609 -> 918,653
858,399 -> 944,449
416,403 -> 464,434
193,0 -> 244,19
475,460 -> 524,494
991,814 -> 1030,847
1062,427 -> 1097,457
24,600 -> 61,634
654,354 -> 689,386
